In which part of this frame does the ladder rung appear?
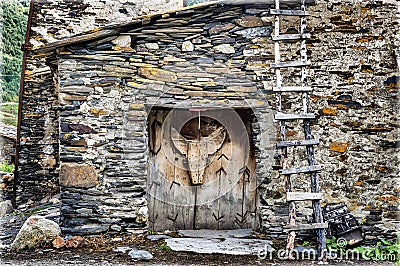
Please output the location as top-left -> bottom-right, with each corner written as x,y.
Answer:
277,139 -> 319,148
283,223 -> 328,232
272,33 -> 311,41
270,9 -> 310,16
270,60 -> 311,69
279,165 -> 322,175
273,86 -> 312,92
275,113 -> 315,120
286,192 -> 322,201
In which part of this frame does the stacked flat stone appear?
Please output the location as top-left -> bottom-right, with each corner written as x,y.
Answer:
17,0 -> 399,242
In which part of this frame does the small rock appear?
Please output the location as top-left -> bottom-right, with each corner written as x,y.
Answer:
0,244 -> 9,250
146,234 -> 171,241
321,107 -> 338,116
65,236 -> 84,249
0,234 -> 13,240
112,35 -> 131,48
128,249 -> 153,260
60,163 -> 98,188
235,26 -> 272,37
49,198 -> 61,205
209,23 -> 235,35
113,246 -> 132,254
0,200 -> 13,217
52,236 -> 65,249
329,141 -> 348,153
182,41 -> 194,52
138,67 -> 177,82
234,16 -> 263,28
111,224 -> 122,231
136,206 -> 148,223
145,43 -> 159,50
215,44 -> 235,54
10,215 -> 61,252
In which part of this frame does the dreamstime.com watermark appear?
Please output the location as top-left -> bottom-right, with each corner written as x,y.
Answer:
257,238 -> 399,262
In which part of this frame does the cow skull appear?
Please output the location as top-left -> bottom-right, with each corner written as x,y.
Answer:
171,126 -> 226,185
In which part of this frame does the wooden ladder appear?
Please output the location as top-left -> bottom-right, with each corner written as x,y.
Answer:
271,0 -> 327,259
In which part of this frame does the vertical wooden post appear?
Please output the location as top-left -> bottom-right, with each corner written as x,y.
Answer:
274,0 -> 297,258
300,0 -> 326,259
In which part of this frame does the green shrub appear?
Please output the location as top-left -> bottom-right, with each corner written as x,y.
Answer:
0,162 -> 14,173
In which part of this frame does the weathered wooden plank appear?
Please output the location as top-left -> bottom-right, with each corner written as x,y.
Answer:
280,165 -> 322,175
149,110 -> 197,231
270,9 -> 310,16
272,0 -> 297,256
272,33 -> 311,41
276,139 -> 319,148
283,223 -> 328,232
34,29 -> 119,53
270,60 -> 311,69
286,192 -> 322,201
275,113 -> 315,120
195,147 -> 225,230
194,110 -> 256,230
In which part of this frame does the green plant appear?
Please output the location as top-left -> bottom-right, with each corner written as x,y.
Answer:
302,240 -> 311,246
1,1 -> 29,102
352,236 -> 400,261
327,235 -> 400,262
157,242 -> 172,252
16,206 -> 49,217
0,162 -> 14,173
326,236 -> 346,255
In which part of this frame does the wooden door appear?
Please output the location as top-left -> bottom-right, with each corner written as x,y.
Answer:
147,108 -> 257,231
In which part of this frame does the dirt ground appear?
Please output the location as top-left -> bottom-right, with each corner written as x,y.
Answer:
0,235 -> 396,266
1,251 -> 397,266
0,211 -> 397,266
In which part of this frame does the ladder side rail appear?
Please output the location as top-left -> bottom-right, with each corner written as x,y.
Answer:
305,122 -> 326,259
300,0 -> 308,113
274,0 -> 297,257
300,0 -> 327,259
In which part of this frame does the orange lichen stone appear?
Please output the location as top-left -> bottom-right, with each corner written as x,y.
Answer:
321,107 -> 338,116
329,142 -> 348,153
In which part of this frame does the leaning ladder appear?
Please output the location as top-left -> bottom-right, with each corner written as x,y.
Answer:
271,0 -> 327,258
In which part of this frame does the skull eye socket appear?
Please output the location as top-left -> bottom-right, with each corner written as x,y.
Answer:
179,116 -> 223,140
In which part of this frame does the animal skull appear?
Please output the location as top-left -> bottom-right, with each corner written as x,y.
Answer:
171,126 -> 226,185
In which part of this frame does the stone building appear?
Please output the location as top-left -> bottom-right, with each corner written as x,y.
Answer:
0,123 -> 16,202
16,0 -> 399,243
0,123 -> 16,165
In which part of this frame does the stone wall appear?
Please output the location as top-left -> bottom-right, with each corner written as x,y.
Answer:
0,124 -> 16,203
260,0 -> 399,244
21,0 -> 399,244
17,0 -> 183,206
311,0 -> 398,244
0,137 -> 14,165
55,3 -> 275,235
0,123 -> 16,165
29,0 -> 184,48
